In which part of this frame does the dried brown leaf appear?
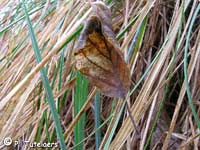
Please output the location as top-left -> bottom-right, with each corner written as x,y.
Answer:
74,2 -> 130,98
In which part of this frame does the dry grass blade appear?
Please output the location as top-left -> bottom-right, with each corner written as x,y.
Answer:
179,133 -> 200,149
0,6 -> 91,111
99,100 -> 123,149
109,1 -> 191,149
64,87 -> 97,141
0,0 -> 200,149
162,1 -> 199,149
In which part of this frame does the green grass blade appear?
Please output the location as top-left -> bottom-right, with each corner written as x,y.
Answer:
0,5 -> 44,36
125,15 -> 148,62
183,3 -> 200,129
103,101 -> 126,150
74,72 -> 89,150
94,91 -> 101,150
71,114 -> 113,150
35,112 -> 45,142
116,15 -> 139,40
22,1 -> 67,149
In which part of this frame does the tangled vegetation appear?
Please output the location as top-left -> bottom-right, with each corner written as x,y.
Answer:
0,0 -> 200,149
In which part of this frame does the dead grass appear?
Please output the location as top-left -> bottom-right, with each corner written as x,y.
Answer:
0,0 -> 200,150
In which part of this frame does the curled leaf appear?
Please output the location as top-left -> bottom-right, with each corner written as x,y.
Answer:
74,2 -> 130,98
